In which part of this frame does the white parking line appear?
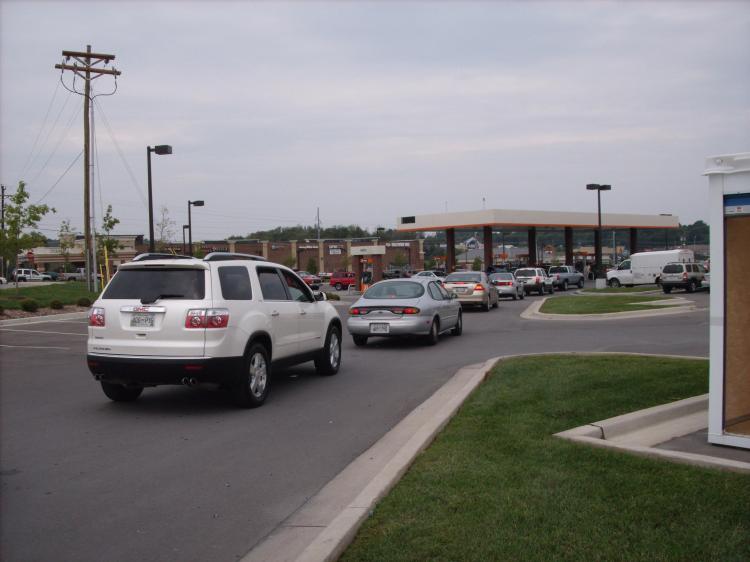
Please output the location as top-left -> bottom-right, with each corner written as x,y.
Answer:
0,328 -> 87,336
0,344 -> 71,350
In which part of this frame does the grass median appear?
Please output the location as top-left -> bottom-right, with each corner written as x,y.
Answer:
0,282 -> 99,310
342,355 -> 749,562
540,295 -> 677,314
582,284 -> 660,294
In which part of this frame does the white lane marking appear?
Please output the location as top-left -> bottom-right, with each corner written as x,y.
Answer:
0,328 -> 87,336
0,344 -> 71,350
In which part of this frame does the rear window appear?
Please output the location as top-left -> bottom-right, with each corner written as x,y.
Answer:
490,273 -> 514,280
663,264 -> 684,274
514,269 -> 536,277
103,268 -> 205,300
548,267 -> 566,274
364,281 -> 425,299
218,266 -> 252,300
445,273 -> 481,283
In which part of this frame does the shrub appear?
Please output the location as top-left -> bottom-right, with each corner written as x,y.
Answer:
0,306 -> 4,316
50,300 -> 64,310
77,297 -> 92,307
21,299 -> 39,312
324,291 -> 340,301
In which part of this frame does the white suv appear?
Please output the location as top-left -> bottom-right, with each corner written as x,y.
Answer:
13,268 -> 52,282
87,253 -> 342,408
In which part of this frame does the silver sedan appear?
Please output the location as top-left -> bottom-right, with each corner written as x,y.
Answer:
347,279 -> 462,346
489,272 -> 525,300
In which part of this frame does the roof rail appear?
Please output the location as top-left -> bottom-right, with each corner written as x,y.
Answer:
132,253 -> 194,262
203,252 -> 267,262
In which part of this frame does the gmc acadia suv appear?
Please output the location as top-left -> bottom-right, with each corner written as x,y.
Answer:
87,253 -> 342,408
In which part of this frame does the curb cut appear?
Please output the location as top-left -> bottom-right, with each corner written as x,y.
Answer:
0,311 -> 88,327
520,297 -> 700,321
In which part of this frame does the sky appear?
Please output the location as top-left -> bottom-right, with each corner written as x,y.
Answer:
1,1 -> 749,242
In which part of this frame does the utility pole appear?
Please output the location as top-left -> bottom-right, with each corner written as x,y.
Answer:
55,46 -> 120,290
1,184 -> 7,278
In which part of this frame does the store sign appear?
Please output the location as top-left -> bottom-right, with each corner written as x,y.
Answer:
329,248 -> 342,255
387,242 -> 411,247
724,193 -> 750,216
351,245 -> 386,256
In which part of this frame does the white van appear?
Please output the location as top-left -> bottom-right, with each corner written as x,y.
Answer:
606,249 -> 694,287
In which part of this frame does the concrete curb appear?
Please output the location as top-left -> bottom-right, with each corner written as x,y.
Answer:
0,311 -> 88,326
520,297 -> 700,321
555,395 -> 750,474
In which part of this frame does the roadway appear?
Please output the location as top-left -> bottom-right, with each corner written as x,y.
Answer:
0,290 -> 710,562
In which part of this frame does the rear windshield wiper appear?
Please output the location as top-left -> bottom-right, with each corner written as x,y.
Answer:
140,294 -> 185,304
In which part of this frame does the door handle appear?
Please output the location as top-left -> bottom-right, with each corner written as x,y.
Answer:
271,311 -> 280,317
300,311 -> 307,316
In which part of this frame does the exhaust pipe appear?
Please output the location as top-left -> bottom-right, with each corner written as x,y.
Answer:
181,377 -> 189,386
188,377 -> 198,387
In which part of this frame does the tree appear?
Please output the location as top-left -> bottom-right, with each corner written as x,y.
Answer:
472,257 -> 483,271
0,181 -> 55,286
155,206 -> 176,251
97,205 -> 121,279
392,252 -> 408,269
58,219 -> 77,272
306,257 -> 318,274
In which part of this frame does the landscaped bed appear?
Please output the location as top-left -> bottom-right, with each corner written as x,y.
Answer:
540,295 -> 678,314
0,282 -> 99,318
341,355 -> 750,562
582,284 -> 660,293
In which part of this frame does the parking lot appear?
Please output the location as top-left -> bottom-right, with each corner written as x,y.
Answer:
0,289 -> 710,562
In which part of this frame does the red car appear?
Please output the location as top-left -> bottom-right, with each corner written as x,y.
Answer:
296,271 -> 322,288
330,271 -> 356,290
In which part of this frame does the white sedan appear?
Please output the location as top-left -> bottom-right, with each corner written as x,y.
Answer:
411,270 -> 445,284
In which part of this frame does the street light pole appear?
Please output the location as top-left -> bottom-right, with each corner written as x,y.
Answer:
182,225 -> 189,255
187,200 -> 204,256
586,183 -> 612,279
146,145 -> 173,252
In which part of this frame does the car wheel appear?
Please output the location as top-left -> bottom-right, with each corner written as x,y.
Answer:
483,297 -> 491,312
451,311 -> 463,336
353,334 -> 368,347
512,292 -> 518,301
101,382 -> 143,402
519,290 -> 525,300
686,281 -> 695,293
334,282 -> 343,291
315,325 -> 341,376
663,286 -> 672,294
562,280 -> 568,291
609,278 -> 621,288
234,343 -> 270,408
425,318 -> 440,345
538,286 -> 545,296
492,294 -> 499,308
578,279 -> 584,289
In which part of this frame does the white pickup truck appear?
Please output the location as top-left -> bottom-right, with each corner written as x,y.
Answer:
547,265 -> 585,290
59,268 -> 101,282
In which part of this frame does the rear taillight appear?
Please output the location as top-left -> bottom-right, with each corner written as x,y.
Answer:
390,307 -> 420,315
89,307 -> 105,327
349,307 -> 365,315
682,272 -> 688,280
185,308 -> 230,329
474,284 -> 485,291
535,276 -> 541,283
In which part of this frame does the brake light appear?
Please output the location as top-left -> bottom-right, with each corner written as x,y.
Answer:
185,308 -> 230,328
474,284 -> 484,291
390,307 -> 420,315
89,307 -> 105,327
682,272 -> 688,280
535,276 -> 541,283
349,307 -> 367,315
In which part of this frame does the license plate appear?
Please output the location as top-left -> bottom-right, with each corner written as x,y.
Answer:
453,288 -> 467,293
370,323 -> 390,334
130,313 -> 155,328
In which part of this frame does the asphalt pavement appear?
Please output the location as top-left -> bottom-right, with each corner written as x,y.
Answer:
0,289 -> 710,562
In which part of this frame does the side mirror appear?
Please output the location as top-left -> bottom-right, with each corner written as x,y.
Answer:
315,292 -> 327,302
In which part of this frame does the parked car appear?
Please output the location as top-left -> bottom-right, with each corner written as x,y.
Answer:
59,268 -> 102,282
0,276 -> 7,284
347,278 -> 462,346
660,262 -> 705,293
12,268 -> 52,282
442,271 -> 499,311
607,249 -> 694,287
547,265 -> 585,290
296,271 -> 322,289
411,270 -> 446,284
45,271 -> 60,281
514,267 -> 554,296
330,271 -> 357,291
489,272 -> 525,300
86,252 -> 342,408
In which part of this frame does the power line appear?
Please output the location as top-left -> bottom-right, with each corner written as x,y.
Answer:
35,150 -> 84,203
27,102 -> 82,187
18,79 -> 62,178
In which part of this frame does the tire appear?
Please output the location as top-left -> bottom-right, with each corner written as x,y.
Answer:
483,297 -> 491,312
663,286 -> 672,294
101,382 -> 143,402
577,279 -> 584,289
519,290 -> 525,300
334,282 -> 343,291
686,281 -> 695,293
353,334 -> 368,347
451,311 -> 463,336
512,292 -> 518,301
315,325 -> 341,376
524,289 -> 530,296
492,294 -> 499,308
562,280 -> 568,291
425,318 -> 440,345
538,286 -> 544,296
609,278 -> 621,288
234,343 -> 271,408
